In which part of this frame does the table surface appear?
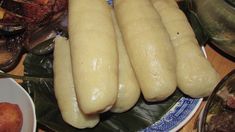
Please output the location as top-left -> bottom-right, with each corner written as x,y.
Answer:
5,0 -> 235,130
2,0 -> 234,130
7,43 -> 235,131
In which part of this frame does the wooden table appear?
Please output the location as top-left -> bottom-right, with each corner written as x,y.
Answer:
7,44 -> 235,131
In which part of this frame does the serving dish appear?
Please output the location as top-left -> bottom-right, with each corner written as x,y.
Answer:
21,53 -> 203,132
198,69 -> 235,132
0,77 -> 36,132
0,0 -> 214,131
20,1 -> 204,131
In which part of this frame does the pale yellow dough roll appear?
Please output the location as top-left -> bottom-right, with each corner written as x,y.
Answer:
111,10 -> 140,113
69,0 -> 118,114
151,0 -> 220,98
114,0 -> 177,102
53,36 -> 99,129
152,0 -> 178,8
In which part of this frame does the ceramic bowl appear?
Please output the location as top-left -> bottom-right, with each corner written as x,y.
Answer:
198,69 -> 235,132
0,78 -> 36,132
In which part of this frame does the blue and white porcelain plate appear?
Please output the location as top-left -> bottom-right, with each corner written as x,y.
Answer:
108,0 -> 203,131
143,98 -> 202,132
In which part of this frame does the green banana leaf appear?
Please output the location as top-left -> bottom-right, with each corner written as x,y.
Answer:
20,1 -> 207,132
21,53 -> 184,132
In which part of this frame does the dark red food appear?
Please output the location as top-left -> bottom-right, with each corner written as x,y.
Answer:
0,102 -> 23,132
0,0 -> 68,27
227,95 -> 235,109
0,0 -> 67,72
206,112 -> 235,132
22,2 -> 53,24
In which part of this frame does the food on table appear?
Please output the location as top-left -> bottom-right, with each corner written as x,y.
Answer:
200,71 -> 235,132
151,0 -> 220,98
0,0 -> 67,27
206,112 -> 235,132
111,10 -> 141,113
69,0 -> 118,114
0,0 -> 67,71
163,0 -> 178,8
206,88 -> 235,132
114,0 -> 177,102
53,36 -> 99,128
23,0 -> 225,130
0,102 -> 23,132
217,86 -> 235,109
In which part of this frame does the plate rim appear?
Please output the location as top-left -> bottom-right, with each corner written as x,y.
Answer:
171,98 -> 202,131
0,76 -> 37,132
143,97 -> 203,132
8,78 -> 37,132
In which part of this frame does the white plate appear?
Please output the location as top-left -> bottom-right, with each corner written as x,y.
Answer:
0,78 -> 36,132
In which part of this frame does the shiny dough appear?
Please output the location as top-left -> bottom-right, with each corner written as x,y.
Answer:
151,0 -> 220,97
53,36 -> 99,128
111,10 -> 140,113
114,0 -> 177,101
69,0 -> 118,114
